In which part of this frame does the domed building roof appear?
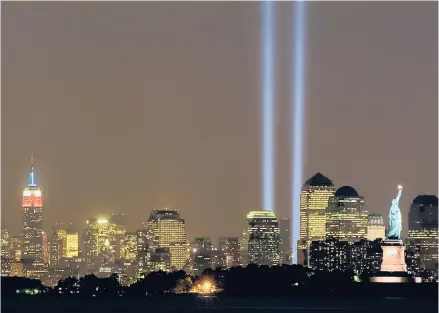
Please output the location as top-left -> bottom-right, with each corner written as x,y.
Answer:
413,195 -> 438,206
304,173 -> 333,186
334,186 -> 359,197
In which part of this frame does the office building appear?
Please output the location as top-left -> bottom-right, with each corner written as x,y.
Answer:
246,210 -> 281,267
146,209 -> 189,270
279,218 -> 291,264
42,231 -> 49,264
407,195 -> 438,270
111,213 -> 127,259
350,239 -> 383,276
137,225 -> 149,254
121,232 -> 137,262
66,231 -> 79,258
367,214 -> 386,241
218,237 -> 240,269
21,156 -> 44,263
309,238 -> 350,271
149,248 -> 171,272
326,186 -> 368,244
1,257 -> 11,276
84,218 -> 116,264
239,223 -> 249,267
50,223 -> 68,266
1,228 -> 9,258
9,236 -> 22,261
298,173 -> 335,266
190,237 -> 213,276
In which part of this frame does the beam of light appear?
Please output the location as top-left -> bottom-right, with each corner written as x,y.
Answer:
261,1 -> 276,212
291,1 -> 307,264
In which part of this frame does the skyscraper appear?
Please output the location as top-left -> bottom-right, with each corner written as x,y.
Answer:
246,210 -> 281,267
66,231 -> 79,258
298,173 -> 335,266
21,156 -> 44,263
350,239 -> 383,276
9,236 -> 22,261
218,237 -> 240,269
51,223 -> 67,259
1,227 -> 11,276
407,195 -> 438,270
367,214 -> 385,241
309,238 -> 350,271
239,221 -> 250,267
1,227 -> 9,259
190,237 -> 213,276
326,186 -> 368,244
146,209 -> 189,270
121,232 -> 137,262
84,218 -> 116,264
111,213 -> 127,259
42,231 -> 49,264
279,218 -> 291,264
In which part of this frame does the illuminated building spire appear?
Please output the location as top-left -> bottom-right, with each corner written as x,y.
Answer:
28,153 -> 36,187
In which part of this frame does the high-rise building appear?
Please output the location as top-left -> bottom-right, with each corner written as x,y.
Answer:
51,224 -> 67,261
66,231 -> 79,258
218,237 -> 240,269
407,195 -> 438,271
1,257 -> 11,276
136,225 -> 149,253
279,218 -> 291,265
84,218 -> 116,263
298,173 -> 335,266
9,236 -> 22,261
1,227 -> 10,259
239,222 -> 249,267
1,227 -> 11,276
149,248 -> 171,272
190,237 -> 213,276
21,156 -> 44,263
121,232 -> 137,262
350,239 -> 383,276
309,238 -> 350,271
111,214 -> 127,259
406,242 -> 421,276
326,186 -> 368,244
246,210 -> 281,267
42,231 -> 49,264
367,214 -> 386,241
146,209 -> 189,270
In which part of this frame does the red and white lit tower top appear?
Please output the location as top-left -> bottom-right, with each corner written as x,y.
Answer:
22,154 -> 42,208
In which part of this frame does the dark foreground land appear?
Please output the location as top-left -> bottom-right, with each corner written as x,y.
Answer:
2,295 -> 438,313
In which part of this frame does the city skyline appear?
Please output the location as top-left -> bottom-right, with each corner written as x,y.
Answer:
2,2 -> 437,240
4,158 -> 436,241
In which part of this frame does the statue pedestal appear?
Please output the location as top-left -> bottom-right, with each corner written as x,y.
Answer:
380,240 -> 407,272
370,239 -> 411,283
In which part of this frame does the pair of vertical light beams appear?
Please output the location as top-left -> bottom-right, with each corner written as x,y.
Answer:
261,1 -> 305,264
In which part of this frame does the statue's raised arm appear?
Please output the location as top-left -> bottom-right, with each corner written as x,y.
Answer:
387,184 -> 403,240
395,185 -> 403,204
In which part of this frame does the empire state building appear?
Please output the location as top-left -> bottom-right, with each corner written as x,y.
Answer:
21,156 -> 44,262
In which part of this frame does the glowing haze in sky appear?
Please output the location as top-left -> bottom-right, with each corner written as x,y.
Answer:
292,1 -> 307,264
2,2 -> 437,240
261,1 -> 276,213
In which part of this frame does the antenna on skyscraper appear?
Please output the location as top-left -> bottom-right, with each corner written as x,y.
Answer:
30,153 -> 35,172
28,153 -> 37,187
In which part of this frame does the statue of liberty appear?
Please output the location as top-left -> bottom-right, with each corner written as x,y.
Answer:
387,185 -> 403,240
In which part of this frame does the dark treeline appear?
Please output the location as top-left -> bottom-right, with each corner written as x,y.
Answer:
2,264 -> 437,299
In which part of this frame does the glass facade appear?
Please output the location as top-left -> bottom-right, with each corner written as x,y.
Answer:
246,210 -> 281,267
147,209 -> 189,270
299,173 -> 335,266
326,186 -> 368,244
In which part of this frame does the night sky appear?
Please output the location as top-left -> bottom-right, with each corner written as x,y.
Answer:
2,2 -> 437,240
